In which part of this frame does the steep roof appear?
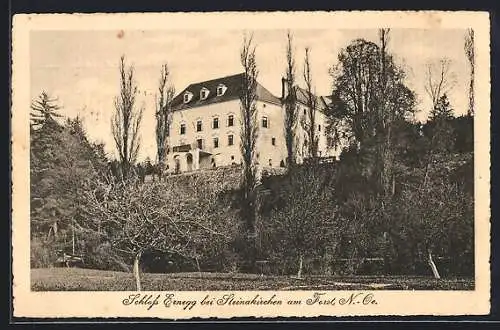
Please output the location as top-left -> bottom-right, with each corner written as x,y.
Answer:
171,73 -> 281,111
295,86 -> 329,112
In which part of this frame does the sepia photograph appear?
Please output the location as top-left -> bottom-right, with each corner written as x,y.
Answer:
11,11 -> 490,318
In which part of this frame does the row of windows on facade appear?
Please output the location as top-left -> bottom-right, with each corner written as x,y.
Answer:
179,115 -> 269,135
183,85 -> 227,103
194,135 -> 277,150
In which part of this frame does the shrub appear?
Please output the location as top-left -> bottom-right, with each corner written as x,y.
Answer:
30,237 -> 54,268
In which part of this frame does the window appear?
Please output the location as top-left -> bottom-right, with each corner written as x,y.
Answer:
271,137 -> 276,146
228,114 -> 234,127
183,93 -> 190,103
180,124 -> 186,135
213,137 -> 219,148
231,155 -> 235,160
196,120 -> 202,132
197,139 -> 203,150
213,117 -> 219,129
200,88 -> 209,100
228,134 -> 234,146
217,84 -> 226,96
318,124 -> 321,131
268,159 -> 272,167
303,108 -> 307,116
262,116 -> 269,128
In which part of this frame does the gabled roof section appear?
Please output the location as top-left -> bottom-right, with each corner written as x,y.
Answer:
295,86 -> 329,112
171,73 -> 281,111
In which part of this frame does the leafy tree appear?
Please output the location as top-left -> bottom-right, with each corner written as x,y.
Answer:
424,94 -> 456,157
430,93 -> 454,121
328,35 -> 416,201
327,38 -> 416,150
30,114 -> 110,267
453,114 -> 474,153
30,91 -> 63,128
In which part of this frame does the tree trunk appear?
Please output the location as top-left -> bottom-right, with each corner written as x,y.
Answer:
133,251 -> 143,291
297,254 -> 304,279
422,158 -> 432,189
391,174 -> 396,196
195,257 -> 201,274
72,218 -> 76,255
52,221 -> 58,238
427,250 -> 441,279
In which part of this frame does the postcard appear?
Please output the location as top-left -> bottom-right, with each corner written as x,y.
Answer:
11,11 -> 490,318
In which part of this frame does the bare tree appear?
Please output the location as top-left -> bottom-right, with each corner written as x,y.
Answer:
421,58 -> 456,195
155,63 -> 176,180
464,28 -> 475,116
377,28 -> 395,199
81,180 -> 235,291
283,31 -> 298,168
424,58 -> 456,109
264,166 -> 342,278
422,57 -> 458,279
303,47 -> 318,160
111,55 -> 144,180
239,33 -> 259,271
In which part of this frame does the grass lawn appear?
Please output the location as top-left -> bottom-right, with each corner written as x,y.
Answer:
31,268 -> 475,291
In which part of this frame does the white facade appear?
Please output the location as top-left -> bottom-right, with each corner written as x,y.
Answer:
165,74 -> 341,174
294,103 -> 341,164
165,99 -> 288,174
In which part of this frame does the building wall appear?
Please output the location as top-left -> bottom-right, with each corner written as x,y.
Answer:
166,96 -> 342,174
294,103 -> 342,163
254,101 -> 288,169
166,99 -> 287,173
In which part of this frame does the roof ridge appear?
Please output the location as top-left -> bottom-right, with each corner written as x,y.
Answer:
185,72 -> 245,89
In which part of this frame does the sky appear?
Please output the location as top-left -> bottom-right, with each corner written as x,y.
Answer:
30,28 -> 470,161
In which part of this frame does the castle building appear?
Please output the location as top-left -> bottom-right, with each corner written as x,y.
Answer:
165,73 -> 339,174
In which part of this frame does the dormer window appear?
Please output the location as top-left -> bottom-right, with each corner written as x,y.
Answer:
217,84 -> 227,96
200,87 -> 209,100
183,91 -> 193,103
